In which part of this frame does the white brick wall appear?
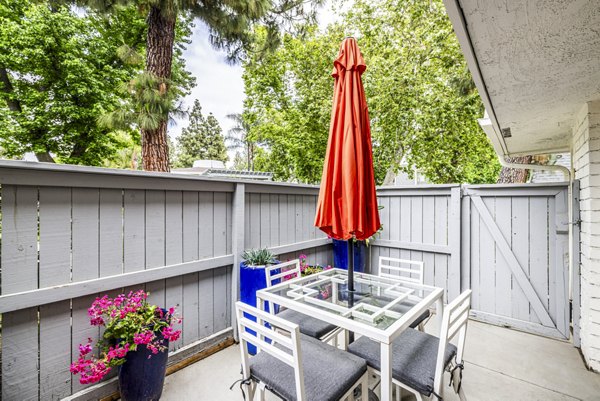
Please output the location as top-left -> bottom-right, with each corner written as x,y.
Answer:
573,100 -> 600,371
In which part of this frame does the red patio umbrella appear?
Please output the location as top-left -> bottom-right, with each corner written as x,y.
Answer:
315,37 -> 381,312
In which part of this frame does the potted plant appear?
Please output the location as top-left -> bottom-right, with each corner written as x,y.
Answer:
239,248 -> 278,308
239,248 -> 279,354
70,290 -> 181,401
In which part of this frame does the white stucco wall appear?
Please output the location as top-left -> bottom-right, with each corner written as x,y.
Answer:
572,100 -> 600,371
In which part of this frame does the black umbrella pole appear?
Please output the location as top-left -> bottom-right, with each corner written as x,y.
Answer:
348,239 -> 355,344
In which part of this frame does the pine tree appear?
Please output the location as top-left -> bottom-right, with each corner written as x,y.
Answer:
75,0 -> 324,172
176,100 -> 228,167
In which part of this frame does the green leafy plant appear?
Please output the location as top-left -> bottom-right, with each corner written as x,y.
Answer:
242,248 -> 276,266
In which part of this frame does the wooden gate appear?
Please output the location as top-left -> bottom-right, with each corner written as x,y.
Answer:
462,184 -> 570,339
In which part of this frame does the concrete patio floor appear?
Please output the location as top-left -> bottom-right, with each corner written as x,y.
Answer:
160,320 -> 600,401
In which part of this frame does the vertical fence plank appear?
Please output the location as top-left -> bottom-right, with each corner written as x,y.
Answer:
71,188 -> 101,393
2,185 -> 38,293
529,196 -> 549,324
495,196 -> 512,317
260,193 -> 270,247
99,189 -> 123,277
2,308 -> 39,401
213,193 -> 228,332
182,192 -> 200,346
448,187 -> 461,301
124,190 -> 146,273
422,196 -> 435,286
433,196 -> 449,297
470,199 -> 481,311
231,184 -> 245,340
146,190 -> 166,307
2,185 -> 39,401
460,194 -> 471,292
278,195 -> 289,245
165,191 -> 183,351
270,194 -> 279,247
400,196 -> 412,261
389,196 -> 401,261
478,197 -> 496,313
295,195 -> 303,243
199,192 -> 215,258
287,195 -> 296,245
410,196 -> 424,265
511,197 -> 530,321
39,187 -> 72,400
555,189 -> 569,337
250,193 -> 261,249
198,268 -> 215,338
244,193 -> 251,249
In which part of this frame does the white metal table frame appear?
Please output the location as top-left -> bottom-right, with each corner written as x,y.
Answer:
256,268 -> 444,401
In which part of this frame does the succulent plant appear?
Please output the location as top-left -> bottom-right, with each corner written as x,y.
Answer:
242,248 -> 276,266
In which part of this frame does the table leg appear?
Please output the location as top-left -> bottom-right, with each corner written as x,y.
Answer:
380,342 -> 392,401
435,296 -> 444,330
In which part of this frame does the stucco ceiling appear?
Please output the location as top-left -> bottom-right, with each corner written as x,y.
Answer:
450,0 -> 600,156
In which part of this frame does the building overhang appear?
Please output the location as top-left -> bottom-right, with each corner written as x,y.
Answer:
443,0 -> 600,157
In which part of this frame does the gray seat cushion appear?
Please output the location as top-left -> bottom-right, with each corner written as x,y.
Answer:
277,309 -> 338,339
347,329 -> 456,396
249,334 -> 367,401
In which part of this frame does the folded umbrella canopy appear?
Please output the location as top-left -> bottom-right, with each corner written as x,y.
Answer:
315,37 -> 381,327
315,37 -> 380,242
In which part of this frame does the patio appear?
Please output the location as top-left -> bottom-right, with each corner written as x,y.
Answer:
161,321 -> 600,401
0,161 -> 596,400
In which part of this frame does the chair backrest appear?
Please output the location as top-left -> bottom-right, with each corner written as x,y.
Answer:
235,301 -> 306,400
264,260 -> 301,314
378,256 -> 424,284
433,289 -> 472,396
265,259 -> 301,287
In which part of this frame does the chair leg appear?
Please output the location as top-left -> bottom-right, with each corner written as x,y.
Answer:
417,322 -> 425,331
258,383 -> 266,401
457,385 -> 467,401
361,373 -> 369,401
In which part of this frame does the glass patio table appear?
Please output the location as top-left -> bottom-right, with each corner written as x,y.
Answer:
256,268 -> 444,401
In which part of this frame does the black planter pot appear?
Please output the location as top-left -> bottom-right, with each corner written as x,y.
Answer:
118,336 -> 169,401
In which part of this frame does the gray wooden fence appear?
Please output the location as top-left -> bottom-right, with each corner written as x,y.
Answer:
0,161 -> 573,400
371,183 -> 571,340
0,162 -> 327,401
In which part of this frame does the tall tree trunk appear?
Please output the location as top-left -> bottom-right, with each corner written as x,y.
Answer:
497,155 -> 533,183
142,6 -> 175,172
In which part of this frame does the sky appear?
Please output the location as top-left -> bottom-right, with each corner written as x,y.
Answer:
170,3 -> 343,163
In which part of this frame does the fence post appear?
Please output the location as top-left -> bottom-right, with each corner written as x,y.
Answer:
231,183 -> 245,341
448,186 -> 462,301
572,179 -> 581,347
460,185 -> 471,292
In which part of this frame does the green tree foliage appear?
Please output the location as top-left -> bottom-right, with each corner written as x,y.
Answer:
242,0 -> 501,184
77,0 -> 324,171
0,1 -> 145,165
175,100 -> 228,167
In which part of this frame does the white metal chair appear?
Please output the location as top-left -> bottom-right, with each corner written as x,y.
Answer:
265,260 -> 341,345
378,256 -> 424,284
347,289 -> 472,401
236,301 -> 369,401
379,256 -> 430,330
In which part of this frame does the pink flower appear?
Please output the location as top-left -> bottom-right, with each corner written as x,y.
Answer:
134,330 -> 154,345
162,326 -> 181,342
78,339 -> 93,356
298,254 -> 307,260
